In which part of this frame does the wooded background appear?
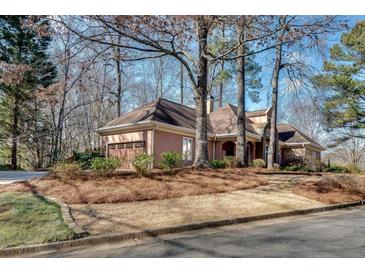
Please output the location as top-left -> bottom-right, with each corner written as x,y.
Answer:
0,16 -> 364,170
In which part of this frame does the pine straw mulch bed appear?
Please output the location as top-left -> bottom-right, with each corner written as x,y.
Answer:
0,168 -> 268,204
293,174 -> 365,204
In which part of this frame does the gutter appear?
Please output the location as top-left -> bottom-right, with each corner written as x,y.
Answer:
97,120 -> 152,134
97,121 -> 269,143
282,142 -> 325,151
150,121 -> 216,138
215,131 -> 262,140
212,135 -> 216,160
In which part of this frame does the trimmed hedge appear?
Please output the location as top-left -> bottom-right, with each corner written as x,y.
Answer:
91,157 -> 121,176
209,160 -> 227,169
323,165 -> 351,174
132,153 -> 154,176
251,159 -> 266,168
160,151 -> 183,172
51,162 -> 82,181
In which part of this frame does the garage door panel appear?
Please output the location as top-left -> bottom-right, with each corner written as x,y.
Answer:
108,141 -> 145,169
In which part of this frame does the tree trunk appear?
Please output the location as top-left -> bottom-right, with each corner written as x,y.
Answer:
52,49 -> 70,164
11,97 -> 19,170
193,17 -> 210,168
218,60 -> 224,108
34,96 -> 42,168
115,35 -> 123,117
267,42 -> 282,169
116,57 -> 122,117
236,39 -> 247,167
218,24 -> 225,109
52,94 -> 65,164
180,62 -> 184,104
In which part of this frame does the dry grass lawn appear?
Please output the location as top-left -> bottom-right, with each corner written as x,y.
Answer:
70,178 -> 323,235
0,168 -> 268,204
293,174 -> 365,204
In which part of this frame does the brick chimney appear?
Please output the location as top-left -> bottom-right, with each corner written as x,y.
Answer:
207,96 -> 214,114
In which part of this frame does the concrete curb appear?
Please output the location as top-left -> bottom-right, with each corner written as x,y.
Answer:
1,199 -> 364,257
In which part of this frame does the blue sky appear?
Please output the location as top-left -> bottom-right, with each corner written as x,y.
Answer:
244,15 -> 365,111
123,16 -> 365,114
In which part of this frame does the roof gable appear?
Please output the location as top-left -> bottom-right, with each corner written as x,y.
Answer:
208,105 -> 237,134
277,124 -> 323,148
101,100 -> 157,128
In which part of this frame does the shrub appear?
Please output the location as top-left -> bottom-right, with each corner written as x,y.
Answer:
209,159 -> 227,169
51,162 -> 82,181
282,165 -> 313,172
91,157 -> 121,176
224,156 -> 237,168
160,151 -> 183,172
0,164 -> 12,171
132,153 -> 154,176
316,175 -> 362,194
251,159 -> 265,168
0,164 -> 24,171
282,166 -> 300,171
345,164 -> 362,174
281,157 -> 304,167
73,150 -> 104,169
323,164 -> 351,174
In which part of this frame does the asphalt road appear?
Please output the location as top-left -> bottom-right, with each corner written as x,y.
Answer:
0,171 -> 48,184
31,207 -> 365,258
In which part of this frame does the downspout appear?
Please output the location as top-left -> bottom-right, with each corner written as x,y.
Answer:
213,136 -> 216,160
106,140 -> 109,158
151,126 -> 155,169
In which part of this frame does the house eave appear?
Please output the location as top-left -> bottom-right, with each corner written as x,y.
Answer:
151,121 -> 216,139
98,120 -> 263,141
97,120 -> 152,135
215,131 -> 262,141
281,142 -> 325,151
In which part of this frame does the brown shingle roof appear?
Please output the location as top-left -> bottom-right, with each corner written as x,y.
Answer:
277,124 -> 324,149
101,100 -> 157,128
152,98 -> 206,130
100,98 -> 260,136
208,104 -> 260,135
100,98 -> 214,133
246,108 -> 271,117
99,99 -> 321,149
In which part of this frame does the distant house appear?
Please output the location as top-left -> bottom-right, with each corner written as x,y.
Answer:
97,98 -> 324,170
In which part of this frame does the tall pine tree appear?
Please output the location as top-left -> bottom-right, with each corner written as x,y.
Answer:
0,16 -> 56,169
314,20 -> 365,138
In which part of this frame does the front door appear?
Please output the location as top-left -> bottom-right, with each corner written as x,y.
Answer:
222,141 -> 236,157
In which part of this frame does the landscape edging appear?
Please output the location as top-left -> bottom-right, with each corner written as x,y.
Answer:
39,195 -> 88,237
1,199 -> 364,257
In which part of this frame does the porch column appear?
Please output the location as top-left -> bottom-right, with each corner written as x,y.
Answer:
253,142 -> 256,160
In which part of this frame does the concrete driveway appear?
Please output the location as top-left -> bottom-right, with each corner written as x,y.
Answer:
30,207 -> 365,257
0,171 -> 48,185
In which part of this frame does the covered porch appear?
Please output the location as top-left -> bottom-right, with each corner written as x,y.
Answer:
213,138 -> 261,164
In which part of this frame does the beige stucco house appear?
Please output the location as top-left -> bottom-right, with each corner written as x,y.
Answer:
97,97 -> 325,170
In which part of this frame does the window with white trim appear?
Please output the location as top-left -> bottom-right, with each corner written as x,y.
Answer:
182,137 -> 193,161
